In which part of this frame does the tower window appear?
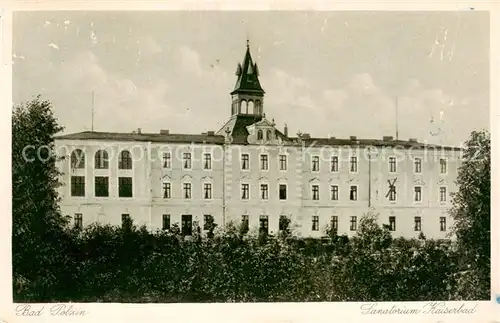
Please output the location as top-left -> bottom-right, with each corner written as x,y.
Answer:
257,130 -> 263,140
266,129 -> 272,141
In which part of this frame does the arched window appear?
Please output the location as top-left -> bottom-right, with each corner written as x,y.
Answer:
248,101 -> 254,114
257,130 -> 263,140
254,101 -> 261,114
266,130 -> 273,141
94,150 -> 109,169
71,149 -> 85,169
118,150 -> 132,170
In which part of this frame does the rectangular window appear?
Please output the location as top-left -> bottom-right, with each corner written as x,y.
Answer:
349,186 -> 358,201
439,187 -> 447,202
440,217 -> 447,231
183,183 -> 192,199
331,185 -> 339,200
118,177 -> 133,198
389,216 -> 396,231
312,185 -> 320,200
260,184 -> 268,200
440,158 -> 447,174
203,183 -> 212,199
259,215 -> 269,235
241,215 -> 249,233
414,186 -> 422,202
312,216 -> 319,231
121,214 -> 130,228
182,214 -> 193,236
163,152 -> 171,169
331,216 -> 338,232
94,176 -> 109,197
389,186 -> 397,201
241,154 -> 249,170
163,182 -> 171,199
350,156 -> 358,172
331,156 -> 339,172
204,153 -> 211,170
350,216 -> 357,231
279,184 -> 287,200
71,176 -> 85,197
414,216 -> 421,231
279,215 -> 288,231
279,155 -> 287,170
203,214 -> 214,230
183,152 -> 192,169
312,156 -> 320,171
74,213 -> 83,229
260,154 -> 268,170
389,157 -> 397,173
162,214 -> 170,230
241,183 -> 250,199
414,158 -> 422,173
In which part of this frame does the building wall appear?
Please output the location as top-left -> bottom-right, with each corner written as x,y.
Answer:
55,139 -> 460,239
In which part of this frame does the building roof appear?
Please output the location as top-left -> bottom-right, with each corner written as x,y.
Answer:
54,131 -> 225,144
54,130 -> 461,151
231,43 -> 265,95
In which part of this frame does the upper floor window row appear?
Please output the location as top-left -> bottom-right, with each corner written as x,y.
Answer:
162,152 -> 212,170
310,155 -> 357,172
70,149 -> 132,170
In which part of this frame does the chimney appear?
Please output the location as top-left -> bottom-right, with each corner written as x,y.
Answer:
350,136 -> 357,141
284,124 -> 288,137
137,128 -> 142,134
383,136 -> 393,141
409,138 -> 418,143
160,129 -> 170,135
207,131 -> 215,136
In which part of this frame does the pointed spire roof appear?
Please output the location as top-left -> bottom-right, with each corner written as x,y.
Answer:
231,41 -> 265,95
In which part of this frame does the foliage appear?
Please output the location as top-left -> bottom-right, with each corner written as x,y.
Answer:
449,130 -> 491,300
12,96 -> 74,301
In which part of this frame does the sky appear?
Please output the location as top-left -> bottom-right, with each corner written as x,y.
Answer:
12,11 -> 489,146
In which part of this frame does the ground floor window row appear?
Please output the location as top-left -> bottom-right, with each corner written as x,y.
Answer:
71,213 -> 448,234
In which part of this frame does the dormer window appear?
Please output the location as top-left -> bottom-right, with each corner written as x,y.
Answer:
257,130 -> 263,140
266,129 -> 272,141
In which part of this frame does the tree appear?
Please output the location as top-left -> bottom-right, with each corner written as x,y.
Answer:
449,130 -> 490,300
12,96 -> 73,301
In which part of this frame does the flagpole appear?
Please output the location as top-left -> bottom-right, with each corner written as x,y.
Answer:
91,90 -> 95,131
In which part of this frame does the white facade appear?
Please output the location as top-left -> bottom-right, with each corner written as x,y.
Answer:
55,134 -> 460,239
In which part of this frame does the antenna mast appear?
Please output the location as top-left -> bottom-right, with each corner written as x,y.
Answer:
395,97 -> 399,141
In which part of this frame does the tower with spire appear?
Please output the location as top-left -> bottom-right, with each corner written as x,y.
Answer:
230,40 -> 265,116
